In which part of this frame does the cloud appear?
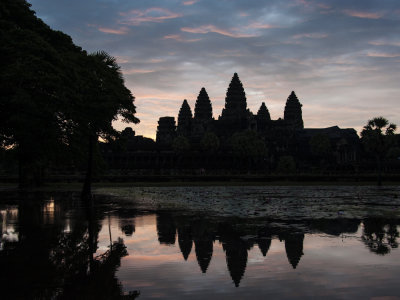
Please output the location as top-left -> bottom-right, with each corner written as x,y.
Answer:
293,33 -> 328,39
182,0 -> 197,6
98,26 -> 128,35
369,40 -> 400,47
247,22 -> 278,30
181,25 -> 257,38
366,52 -> 400,58
163,34 -> 201,42
344,10 -> 383,19
124,68 -> 156,75
29,0 -> 400,139
120,8 -> 182,25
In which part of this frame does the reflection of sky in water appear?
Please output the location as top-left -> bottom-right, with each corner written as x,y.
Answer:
93,214 -> 400,299
1,188 -> 400,299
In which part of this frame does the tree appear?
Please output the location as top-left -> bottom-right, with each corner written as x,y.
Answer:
0,1 -> 139,191
0,0 -> 82,187
361,117 -> 397,186
76,51 -> 139,197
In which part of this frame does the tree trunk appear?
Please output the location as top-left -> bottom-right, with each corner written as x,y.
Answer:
82,133 -> 95,200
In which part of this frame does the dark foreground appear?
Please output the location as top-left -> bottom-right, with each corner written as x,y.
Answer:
1,186 -> 400,299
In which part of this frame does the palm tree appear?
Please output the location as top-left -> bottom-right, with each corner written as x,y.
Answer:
361,117 -> 396,186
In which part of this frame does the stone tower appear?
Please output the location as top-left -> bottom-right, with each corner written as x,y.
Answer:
177,99 -> 192,137
256,102 -> 271,132
194,87 -> 213,122
220,73 -> 247,120
284,91 -> 303,129
257,102 -> 271,121
193,88 -> 213,140
156,116 -> 176,146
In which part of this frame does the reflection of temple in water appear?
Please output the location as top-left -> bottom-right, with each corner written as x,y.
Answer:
156,213 -> 176,245
282,233 -> 304,269
177,224 -> 193,261
2,193 -> 399,294
220,223 -> 249,287
153,214 -> 394,287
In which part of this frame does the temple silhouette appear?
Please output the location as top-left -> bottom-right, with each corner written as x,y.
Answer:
158,73 -> 306,146
105,73 -> 362,173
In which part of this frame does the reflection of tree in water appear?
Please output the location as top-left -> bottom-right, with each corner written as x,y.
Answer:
156,213 -> 176,245
0,193 -> 139,299
362,218 -> 399,255
115,208 -> 138,237
119,218 -> 136,237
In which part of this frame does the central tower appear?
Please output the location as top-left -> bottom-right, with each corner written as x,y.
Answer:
220,73 -> 247,120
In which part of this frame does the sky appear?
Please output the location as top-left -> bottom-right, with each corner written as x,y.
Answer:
29,0 -> 400,139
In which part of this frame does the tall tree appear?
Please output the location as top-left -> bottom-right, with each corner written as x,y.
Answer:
0,0 -> 139,190
77,51 -> 139,197
0,0 -> 81,186
361,117 -> 397,186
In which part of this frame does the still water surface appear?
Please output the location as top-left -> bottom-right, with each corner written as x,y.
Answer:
1,187 -> 400,299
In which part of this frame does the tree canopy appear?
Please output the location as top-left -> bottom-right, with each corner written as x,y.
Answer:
361,117 -> 397,185
0,0 -> 138,188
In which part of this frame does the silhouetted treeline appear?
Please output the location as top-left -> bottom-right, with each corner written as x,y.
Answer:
0,0 -> 138,190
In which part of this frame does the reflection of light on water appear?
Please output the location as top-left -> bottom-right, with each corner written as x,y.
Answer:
0,208 -> 19,251
63,218 -> 71,233
43,198 -> 56,224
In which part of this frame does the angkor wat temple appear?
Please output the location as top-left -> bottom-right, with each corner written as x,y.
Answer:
103,73 -> 362,173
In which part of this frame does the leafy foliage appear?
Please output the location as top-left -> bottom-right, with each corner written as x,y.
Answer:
0,0 -> 138,187
360,117 -> 397,185
361,117 -> 397,156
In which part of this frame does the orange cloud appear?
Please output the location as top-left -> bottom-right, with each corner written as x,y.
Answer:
98,27 -> 128,35
120,8 -> 182,25
181,25 -> 256,38
344,10 -> 383,19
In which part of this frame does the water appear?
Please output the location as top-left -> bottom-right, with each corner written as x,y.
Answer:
1,186 -> 400,299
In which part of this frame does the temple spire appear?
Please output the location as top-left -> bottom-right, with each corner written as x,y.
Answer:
220,73 -> 247,120
177,99 -> 192,136
194,87 -> 213,121
284,91 -> 303,129
257,102 -> 271,121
